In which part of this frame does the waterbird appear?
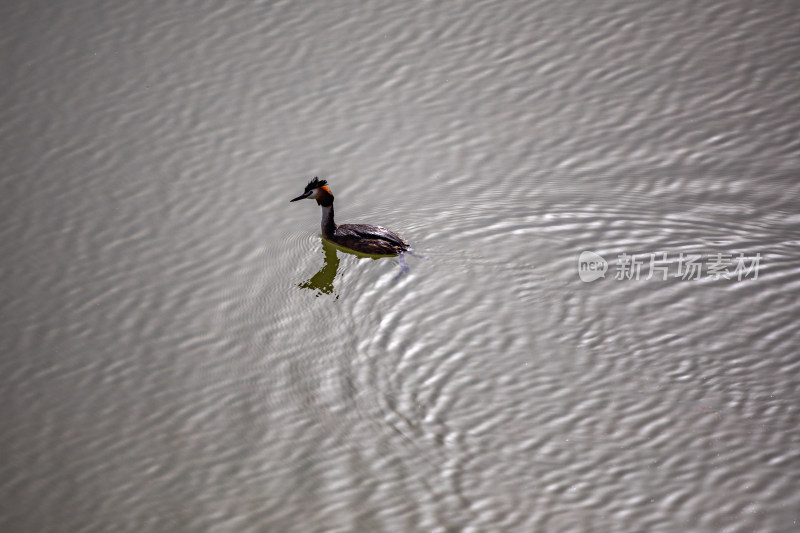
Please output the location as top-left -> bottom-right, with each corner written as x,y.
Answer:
291,177 -> 415,276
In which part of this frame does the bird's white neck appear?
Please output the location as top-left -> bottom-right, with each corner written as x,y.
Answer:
320,205 -> 336,238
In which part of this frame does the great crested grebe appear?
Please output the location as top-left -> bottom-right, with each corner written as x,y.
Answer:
290,177 -> 409,256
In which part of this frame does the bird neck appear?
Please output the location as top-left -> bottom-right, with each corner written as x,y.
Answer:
320,204 -> 337,238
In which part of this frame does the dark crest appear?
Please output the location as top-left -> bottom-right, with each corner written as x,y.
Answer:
304,177 -> 327,192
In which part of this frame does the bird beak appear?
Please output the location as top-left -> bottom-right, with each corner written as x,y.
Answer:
290,191 -> 311,202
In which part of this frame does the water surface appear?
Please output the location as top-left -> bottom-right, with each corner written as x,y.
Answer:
2,1 -> 799,532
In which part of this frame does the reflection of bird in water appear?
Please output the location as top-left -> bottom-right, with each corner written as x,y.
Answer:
298,238 -> 340,298
291,177 -> 420,278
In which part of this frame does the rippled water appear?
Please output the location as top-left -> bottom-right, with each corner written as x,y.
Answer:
2,1 -> 799,532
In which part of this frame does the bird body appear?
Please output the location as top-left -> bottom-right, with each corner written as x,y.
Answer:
291,177 -> 409,256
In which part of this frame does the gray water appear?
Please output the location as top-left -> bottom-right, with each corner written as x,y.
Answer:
2,1 -> 799,532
